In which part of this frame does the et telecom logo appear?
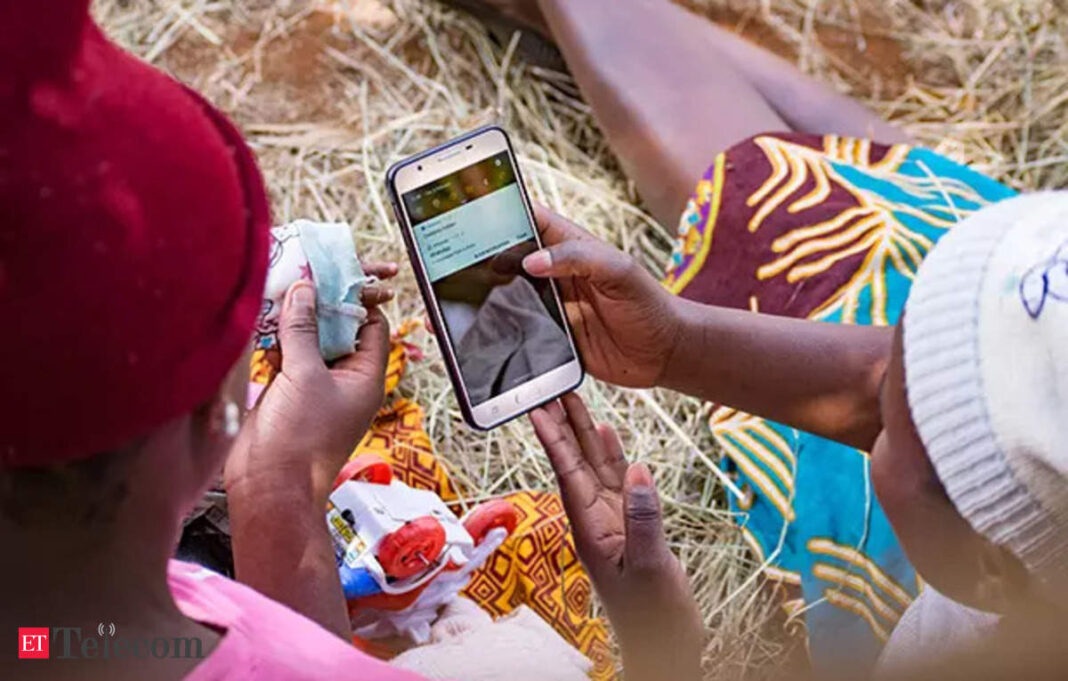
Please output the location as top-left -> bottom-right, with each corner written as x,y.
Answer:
18,628 -> 49,659
17,623 -> 204,661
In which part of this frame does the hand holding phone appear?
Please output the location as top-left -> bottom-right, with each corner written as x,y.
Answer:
387,127 -> 583,429
520,205 -> 684,390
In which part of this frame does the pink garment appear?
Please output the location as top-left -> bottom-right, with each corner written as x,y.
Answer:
168,560 -> 427,680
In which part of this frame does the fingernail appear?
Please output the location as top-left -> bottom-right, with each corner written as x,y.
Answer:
626,462 -> 654,488
522,250 -> 551,275
287,281 -> 314,309
385,287 -> 395,299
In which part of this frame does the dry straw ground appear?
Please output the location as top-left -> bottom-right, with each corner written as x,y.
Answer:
94,0 -> 1068,676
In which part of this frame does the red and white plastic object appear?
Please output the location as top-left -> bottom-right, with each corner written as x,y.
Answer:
462,499 -> 519,546
377,516 -> 447,579
328,455 -> 519,643
333,453 -> 393,490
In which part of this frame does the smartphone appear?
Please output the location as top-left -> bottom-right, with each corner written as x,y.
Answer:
386,126 -> 583,430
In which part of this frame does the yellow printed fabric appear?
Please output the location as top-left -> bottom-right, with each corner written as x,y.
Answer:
663,133 -> 1016,676
463,491 -> 615,681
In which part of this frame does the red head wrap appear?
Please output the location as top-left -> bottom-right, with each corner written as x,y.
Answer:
0,1 -> 270,466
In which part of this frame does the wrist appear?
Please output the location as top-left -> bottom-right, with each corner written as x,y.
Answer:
226,468 -> 323,510
619,627 -> 703,681
658,296 -> 701,391
618,619 -> 703,681
224,446 -> 329,511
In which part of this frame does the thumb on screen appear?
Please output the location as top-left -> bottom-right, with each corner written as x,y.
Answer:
522,240 -> 629,281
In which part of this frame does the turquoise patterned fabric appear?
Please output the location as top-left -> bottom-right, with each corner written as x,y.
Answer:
665,133 -> 1016,676
726,146 -> 1015,674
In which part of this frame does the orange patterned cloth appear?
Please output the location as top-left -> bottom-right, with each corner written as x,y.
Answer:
464,491 -> 615,680
348,322 -> 616,681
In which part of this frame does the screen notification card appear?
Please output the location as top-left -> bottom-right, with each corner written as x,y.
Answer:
407,156 -> 529,282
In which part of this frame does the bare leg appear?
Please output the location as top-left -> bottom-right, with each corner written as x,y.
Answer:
451,0 -> 907,226
536,0 -> 788,226
683,17 -> 909,145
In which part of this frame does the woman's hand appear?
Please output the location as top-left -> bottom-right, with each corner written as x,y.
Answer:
531,394 -> 704,681
522,206 -> 684,389
222,264 -> 396,639
225,264 -> 395,506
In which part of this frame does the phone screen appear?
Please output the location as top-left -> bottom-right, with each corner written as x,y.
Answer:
403,151 -> 575,406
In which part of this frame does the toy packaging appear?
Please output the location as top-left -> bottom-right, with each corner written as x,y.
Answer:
327,454 -> 518,643
249,219 -> 376,407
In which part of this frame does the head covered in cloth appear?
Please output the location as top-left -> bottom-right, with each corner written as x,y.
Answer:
873,192 -> 1068,619
0,0 -> 269,467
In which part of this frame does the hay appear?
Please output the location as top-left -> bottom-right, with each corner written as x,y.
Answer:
93,0 -> 1068,678
684,0 -> 1068,192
